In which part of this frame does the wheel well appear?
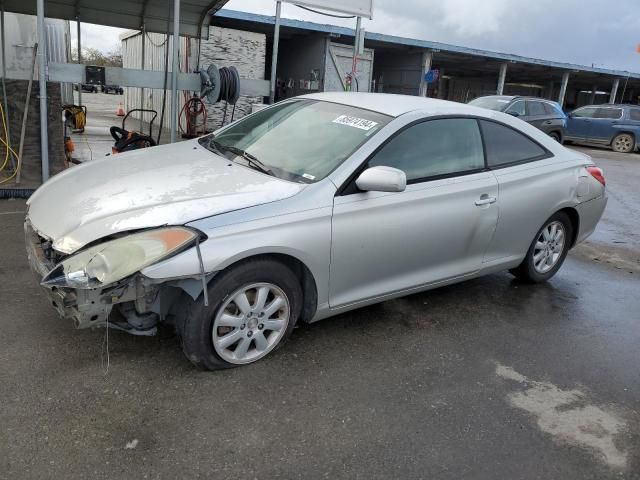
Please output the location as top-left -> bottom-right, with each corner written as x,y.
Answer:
559,207 -> 580,247
222,253 -> 318,323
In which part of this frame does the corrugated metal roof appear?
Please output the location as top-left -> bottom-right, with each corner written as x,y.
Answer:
216,9 -> 640,80
2,0 -> 230,38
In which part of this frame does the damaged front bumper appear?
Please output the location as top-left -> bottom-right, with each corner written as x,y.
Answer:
24,221 -> 160,333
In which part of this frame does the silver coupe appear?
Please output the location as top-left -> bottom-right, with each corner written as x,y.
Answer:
25,93 -> 607,369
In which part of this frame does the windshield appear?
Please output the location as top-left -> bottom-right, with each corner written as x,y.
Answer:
199,99 -> 391,183
468,96 -> 513,112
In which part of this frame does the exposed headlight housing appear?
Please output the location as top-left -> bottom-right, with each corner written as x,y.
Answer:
42,227 -> 199,289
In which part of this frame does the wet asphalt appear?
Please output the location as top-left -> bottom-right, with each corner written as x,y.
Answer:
0,147 -> 639,480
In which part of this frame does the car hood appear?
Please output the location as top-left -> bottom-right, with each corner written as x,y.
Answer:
27,140 -> 304,254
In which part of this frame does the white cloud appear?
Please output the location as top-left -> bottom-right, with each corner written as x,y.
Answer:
74,0 -> 640,72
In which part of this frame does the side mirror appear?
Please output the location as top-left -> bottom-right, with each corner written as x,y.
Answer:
507,111 -> 520,117
356,166 -> 407,193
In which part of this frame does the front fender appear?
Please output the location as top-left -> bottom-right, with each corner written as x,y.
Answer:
141,205 -> 333,310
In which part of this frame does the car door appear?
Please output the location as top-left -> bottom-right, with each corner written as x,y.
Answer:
525,100 -> 549,132
565,106 -> 597,142
478,119 -> 574,263
588,107 -> 623,144
329,117 -> 499,308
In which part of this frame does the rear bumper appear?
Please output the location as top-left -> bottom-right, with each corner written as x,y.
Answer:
575,194 -> 608,245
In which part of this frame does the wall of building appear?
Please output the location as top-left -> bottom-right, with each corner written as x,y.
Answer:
3,81 -> 65,189
198,26 -> 266,128
276,34 -> 327,100
1,13 -> 70,190
373,51 -> 423,96
122,26 -> 266,136
121,31 -> 186,134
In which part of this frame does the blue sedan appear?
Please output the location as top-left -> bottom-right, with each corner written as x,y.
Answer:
565,104 -> 640,153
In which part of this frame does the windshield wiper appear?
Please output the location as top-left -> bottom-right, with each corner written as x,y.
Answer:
221,145 -> 274,176
206,138 -> 274,176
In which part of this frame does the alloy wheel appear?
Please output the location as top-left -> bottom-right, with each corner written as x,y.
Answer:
533,221 -> 566,274
612,134 -> 634,153
212,283 -> 290,364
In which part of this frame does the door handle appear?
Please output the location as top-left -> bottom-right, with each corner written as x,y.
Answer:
475,195 -> 497,206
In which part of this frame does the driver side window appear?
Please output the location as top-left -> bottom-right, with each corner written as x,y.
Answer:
572,107 -> 598,118
368,118 -> 485,183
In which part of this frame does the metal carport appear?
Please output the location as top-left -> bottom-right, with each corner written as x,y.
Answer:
1,0 -> 230,181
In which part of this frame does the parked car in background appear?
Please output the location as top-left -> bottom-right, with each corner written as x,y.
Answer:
103,85 -> 124,95
565,104 -> 640,153
79,83 -> 99,93
25,93 -> 607,370
468,95 -> 567,142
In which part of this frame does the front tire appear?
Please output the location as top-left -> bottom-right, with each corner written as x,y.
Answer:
611,133 -> 635,153
175,258 -> 303,370
510,212 -> 573,283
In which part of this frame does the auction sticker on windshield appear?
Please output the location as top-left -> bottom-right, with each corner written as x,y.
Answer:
333,115 -> 378,131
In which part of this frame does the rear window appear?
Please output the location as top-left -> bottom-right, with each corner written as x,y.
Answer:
542,102 -> 564,117
595,108 -> 623,119
480,120 -> 548,167
629,109 -> 640,121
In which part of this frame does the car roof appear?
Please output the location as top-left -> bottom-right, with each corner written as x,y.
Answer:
300,92 -> 494,118
578,104 -> 637,109
471,95 -> 561,105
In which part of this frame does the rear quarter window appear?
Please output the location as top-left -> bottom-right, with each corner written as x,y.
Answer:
480,120 -> 549,168
595,108 -> 623,119
629,109 -> 640,121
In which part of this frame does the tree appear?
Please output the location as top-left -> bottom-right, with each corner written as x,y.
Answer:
70,46 -> 122,67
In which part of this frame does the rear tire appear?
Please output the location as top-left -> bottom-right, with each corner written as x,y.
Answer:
510,212 -> 573,283
548,131 -> 561,143
175,258 -> 303,370
611,133 -> 635,153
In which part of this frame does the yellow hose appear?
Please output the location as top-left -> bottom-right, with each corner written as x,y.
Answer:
64,105 -> 86,131
0,100 -> 21,185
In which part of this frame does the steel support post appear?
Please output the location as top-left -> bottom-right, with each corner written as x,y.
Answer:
1,1 -> 15,169
269,0 -> 282,104
140,25 -> 145,131
351,16 -> 362,90
170,0 -> 180,143
558,72 -> 570,108
37,0 -> 49,181
497,63 -> 507,95
76,18 -> 82,106
418,50 -> 433,97
589,84 -> 597,104
609,78 -> 619,104
437,68 -> 445,99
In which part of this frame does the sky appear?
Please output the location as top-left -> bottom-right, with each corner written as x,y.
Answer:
73,0 -> 640,72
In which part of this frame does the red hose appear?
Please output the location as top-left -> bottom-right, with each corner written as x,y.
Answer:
179,96 -> 208,137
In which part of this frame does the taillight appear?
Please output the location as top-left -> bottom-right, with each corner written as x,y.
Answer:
586,166 -> 605,187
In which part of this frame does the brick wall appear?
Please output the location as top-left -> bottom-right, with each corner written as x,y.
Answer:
2,80 -> 65,189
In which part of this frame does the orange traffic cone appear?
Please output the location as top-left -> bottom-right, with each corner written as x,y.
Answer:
116,102 -> 125,116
